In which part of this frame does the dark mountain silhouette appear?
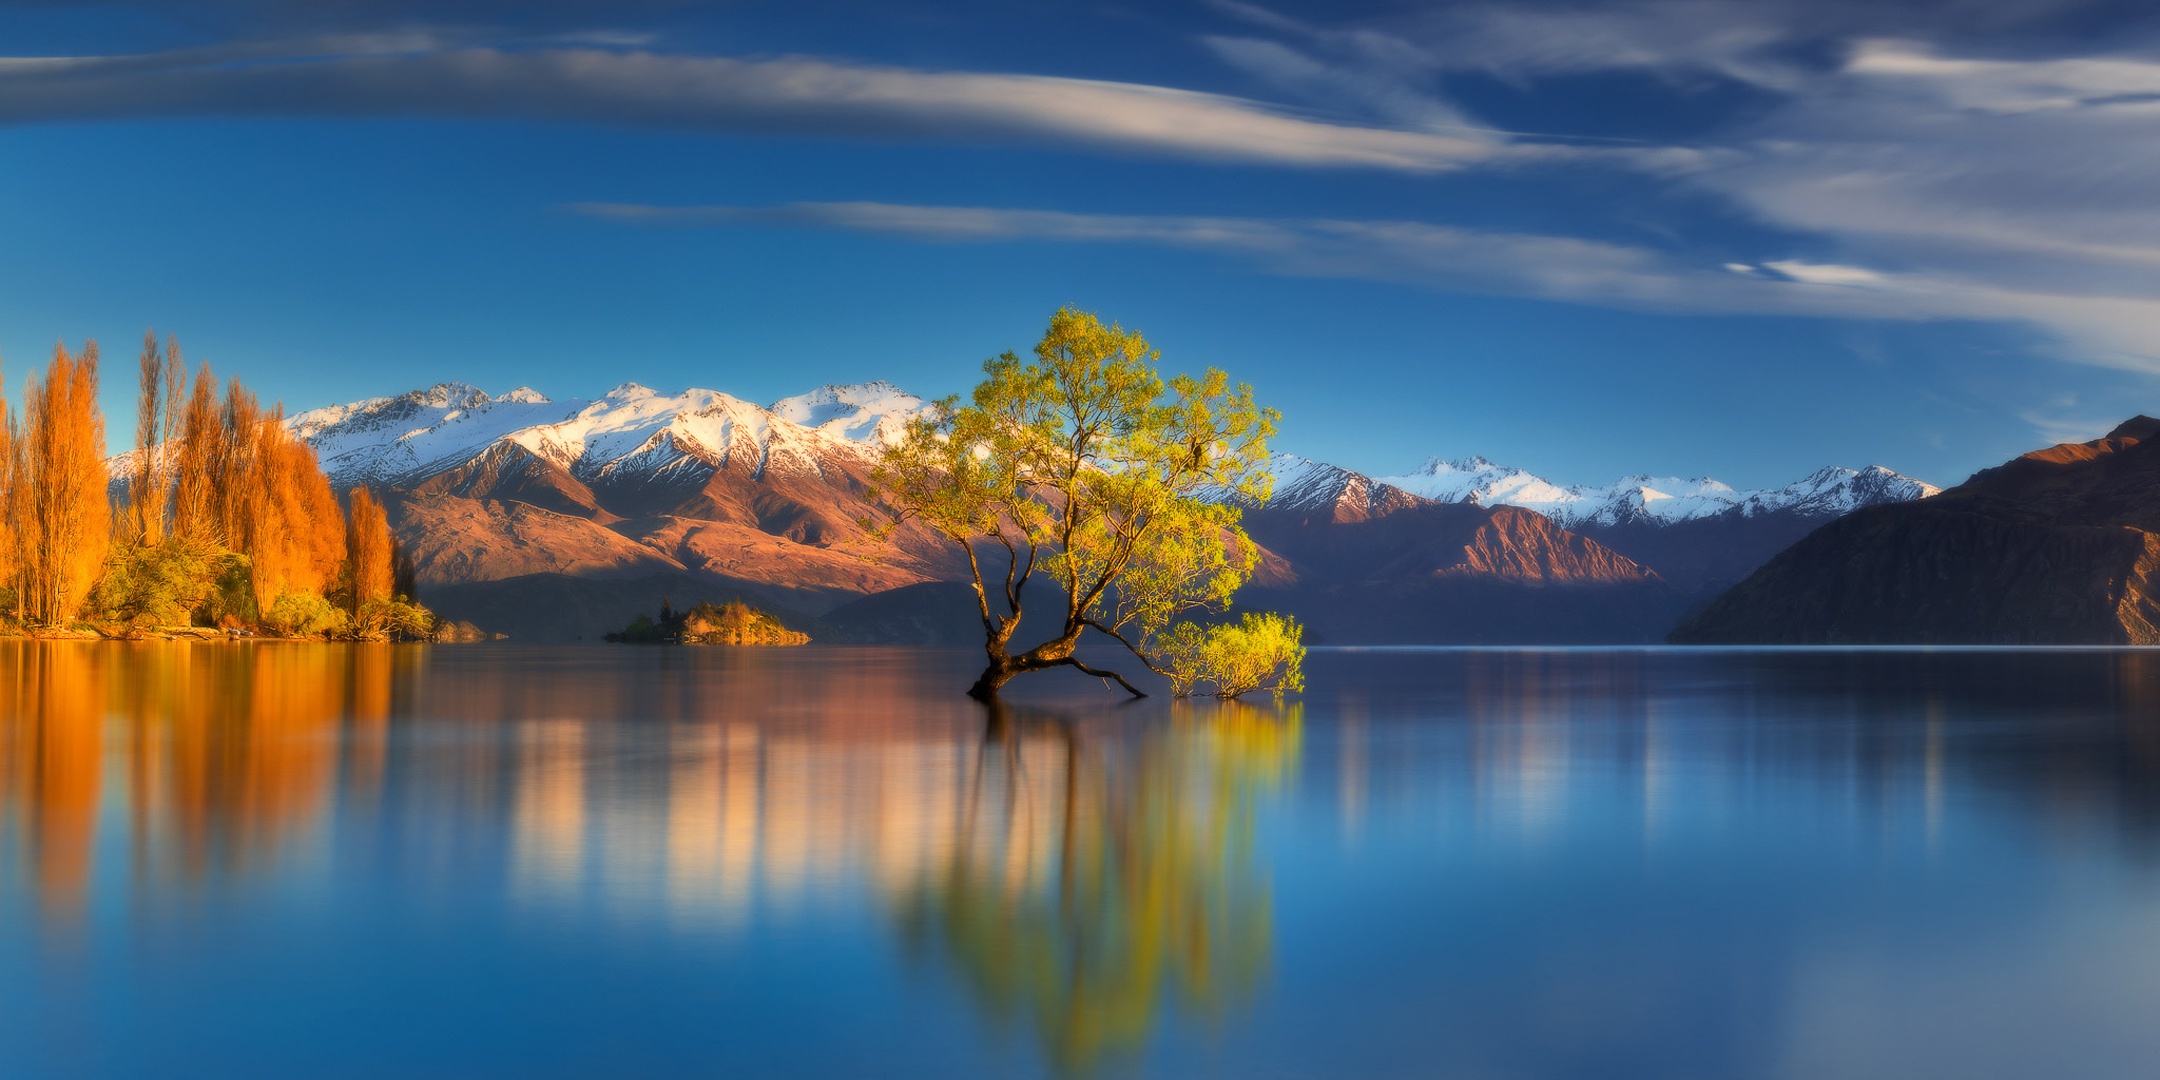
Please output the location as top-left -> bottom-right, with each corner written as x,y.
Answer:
1673,417 -> 2160,644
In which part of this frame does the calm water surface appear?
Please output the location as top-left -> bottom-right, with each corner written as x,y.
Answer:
4,642 -> 2160,1079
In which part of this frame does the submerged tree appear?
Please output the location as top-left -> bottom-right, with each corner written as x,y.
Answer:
871,307 -> 1304,701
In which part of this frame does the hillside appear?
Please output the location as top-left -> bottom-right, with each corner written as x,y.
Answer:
110,377 -> 1936,643
1672,417 -> 2160,644
281,381 -> 964,630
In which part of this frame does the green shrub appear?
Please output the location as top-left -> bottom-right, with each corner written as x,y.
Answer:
1158,612 -> 1305,699
261,591 -> 349,638
91,536 -> 229,629
350,596 -> 436,642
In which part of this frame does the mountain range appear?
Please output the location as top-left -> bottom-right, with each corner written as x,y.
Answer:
149,380 -> 1938,643
1675,416 -> 2160,644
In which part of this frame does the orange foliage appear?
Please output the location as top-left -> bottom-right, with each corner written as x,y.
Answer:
242,407 -> 346,612
128,332 -> 181,544
0,364 -> 18,616
19,342 -> 109,625
347,487 -> 394,608
0,332 -> 375,631
170,361 -> 221,544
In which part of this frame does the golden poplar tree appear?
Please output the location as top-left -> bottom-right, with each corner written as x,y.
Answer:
171,362 -> 220,543
21,342 -> 109,625
216,378 -> 261,560
232,405 -> 345,615
346,487 -> 393,611
129,330 -> 173,544
0,360 -> 19,621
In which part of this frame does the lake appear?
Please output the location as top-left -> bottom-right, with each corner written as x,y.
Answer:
4,641 -> 2159,1078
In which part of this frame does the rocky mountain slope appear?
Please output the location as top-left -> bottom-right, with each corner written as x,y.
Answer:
280,380 -> 959,634
1235,492 -> 1684,644
1262,453 -> 1937,595
132,378 -> 1933,642
1375,456 -> 1939,528
1672,417 -> 2160,644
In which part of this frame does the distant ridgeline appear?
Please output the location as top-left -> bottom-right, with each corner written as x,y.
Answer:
1675,416 -> 2160,645
608,600 -> 809,646
274,377 -> 1940,645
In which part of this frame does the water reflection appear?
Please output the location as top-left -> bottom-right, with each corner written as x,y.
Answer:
0,643 -> 423,918
7,642 -> 2160,1079
894,702 -> 1297,1074
0,641 -> 1300,1076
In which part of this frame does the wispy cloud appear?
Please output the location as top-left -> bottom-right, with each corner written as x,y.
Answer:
1183,3 -> 2160,368
573,199 -> 2160,359
0,39 -> 1517,171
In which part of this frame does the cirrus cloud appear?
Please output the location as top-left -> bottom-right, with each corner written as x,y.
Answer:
0,37 -> 1521,171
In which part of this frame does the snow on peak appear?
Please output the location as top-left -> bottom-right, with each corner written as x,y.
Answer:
769,381 -> 934,446
276,377 -> 945,489
1379,457 -> 1934,527
402,382 -> 493,409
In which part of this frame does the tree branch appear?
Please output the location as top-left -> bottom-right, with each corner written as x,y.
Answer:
959,540 -> 996,631
1081,618 -> 1174,678
1061,656 -> 1148,698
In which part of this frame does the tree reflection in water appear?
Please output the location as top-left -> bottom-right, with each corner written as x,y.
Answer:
896,699 -> 1301,1076
0,640 -> 422,921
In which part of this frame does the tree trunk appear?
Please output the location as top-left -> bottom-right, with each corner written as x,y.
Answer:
967,659 -> 1018,702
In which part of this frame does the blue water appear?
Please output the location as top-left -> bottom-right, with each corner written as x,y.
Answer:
4,642 -> 2159,1078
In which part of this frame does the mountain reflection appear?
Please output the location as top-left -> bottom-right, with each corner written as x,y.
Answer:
0,641 -> 1299,1074
12,643 -> 2160,1078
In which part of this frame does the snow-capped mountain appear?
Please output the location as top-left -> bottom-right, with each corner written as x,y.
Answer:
124,375 -> 1941,641
1375,456 -> 1938,528
286,380 -> 935,488
276,381 -> 1932,534
1251,454 -> 1426,522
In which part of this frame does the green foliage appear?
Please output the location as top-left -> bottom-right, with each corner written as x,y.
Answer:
899,706 -> 1299,1072
352,596 -> 436,642
871,306 -> 1299,698
260,590 -> 348,638
208,554 -> 258,627
679,601 -> 808,645
607,612 -> 666,644
605,600 -> 807,645
91,535 -> 228,629
1157,612 -> 1306,699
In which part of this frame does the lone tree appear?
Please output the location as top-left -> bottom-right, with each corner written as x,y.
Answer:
872,307 -> 1304,701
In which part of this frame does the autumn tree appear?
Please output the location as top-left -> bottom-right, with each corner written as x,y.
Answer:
872,307 -> 1303,701
346,486 -> 393,609
19,342 -> 109,625
170,361 -> 221,544
243,405 -> 345,615
0,360 -> 19,620
127,331 -> 177,543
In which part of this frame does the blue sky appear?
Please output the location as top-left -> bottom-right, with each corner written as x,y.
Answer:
4,0 -> 2160,487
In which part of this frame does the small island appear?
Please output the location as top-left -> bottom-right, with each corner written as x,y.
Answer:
606,600 -> 809,646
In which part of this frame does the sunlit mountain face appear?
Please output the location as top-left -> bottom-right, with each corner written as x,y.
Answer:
94,379 -> 1942,644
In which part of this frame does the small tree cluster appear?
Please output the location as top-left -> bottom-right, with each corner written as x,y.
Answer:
0,329 -> 434,638
605,598 -> 807,645
1157,612 -> 1305,699
2,343 -> 110,625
